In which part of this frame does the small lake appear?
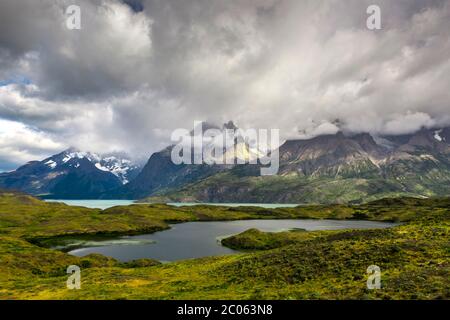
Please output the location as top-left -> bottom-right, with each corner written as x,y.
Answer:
64,219 -> 397,262
44,199 -> 300,210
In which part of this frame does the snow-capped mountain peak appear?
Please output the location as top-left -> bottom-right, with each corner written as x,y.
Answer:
95,155 -> 139,184
44,149 -> 141,184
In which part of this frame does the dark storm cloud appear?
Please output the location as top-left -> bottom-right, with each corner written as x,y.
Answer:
122,0 -> 144,12
0,0 -> 449,168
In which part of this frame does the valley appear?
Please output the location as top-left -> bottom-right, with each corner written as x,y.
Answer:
0,191 -> 448,299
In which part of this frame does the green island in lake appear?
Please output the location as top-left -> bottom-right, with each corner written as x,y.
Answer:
0,191 -> 448,300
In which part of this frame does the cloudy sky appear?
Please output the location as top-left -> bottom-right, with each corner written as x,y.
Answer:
0,0 -> 449,171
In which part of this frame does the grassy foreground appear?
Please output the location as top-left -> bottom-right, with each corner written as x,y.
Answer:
0,191 -> 448,299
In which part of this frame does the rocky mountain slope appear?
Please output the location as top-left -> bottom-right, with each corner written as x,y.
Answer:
1,126 -> 449,203
137,127 -> 450,204
0,149 -> 141,199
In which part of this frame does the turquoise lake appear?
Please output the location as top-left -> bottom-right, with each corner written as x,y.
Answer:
44,199 -> 300,210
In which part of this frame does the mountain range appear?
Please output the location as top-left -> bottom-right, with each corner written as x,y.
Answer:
133,126 -> 450,204
0,149 -> 141,199
0,125 -> 449,203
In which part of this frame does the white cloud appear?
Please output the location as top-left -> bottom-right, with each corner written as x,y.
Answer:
382,112 -> 436,135
0,0 -> 450,169
0,119 -> 64,170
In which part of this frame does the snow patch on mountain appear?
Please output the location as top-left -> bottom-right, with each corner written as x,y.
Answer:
46,149 -> 140,184
434,130 -> 444,142
96,156 -> 139,184
62,151 -> 100,163
95,163 -> 110,172
45,160 -> 57,169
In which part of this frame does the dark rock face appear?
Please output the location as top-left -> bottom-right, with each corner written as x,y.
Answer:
278,132 -> 386,177
130,126 -> 450,203
113,147 -> 227,199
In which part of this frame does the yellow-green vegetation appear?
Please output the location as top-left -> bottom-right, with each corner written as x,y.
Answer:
220,228 -> 332,250
0,191 -> 448,299
143,172 -> 450,205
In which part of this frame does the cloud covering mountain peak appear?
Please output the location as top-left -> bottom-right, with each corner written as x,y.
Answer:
1,0 -> 450,170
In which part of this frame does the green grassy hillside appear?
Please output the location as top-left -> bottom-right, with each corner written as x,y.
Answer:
143,173 -> 450,205
0,192 -> 448,299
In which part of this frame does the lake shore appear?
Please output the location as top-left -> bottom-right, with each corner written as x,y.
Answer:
62,219 -> 398,262
1,192 -> 448,299
44,199 -> 301,210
